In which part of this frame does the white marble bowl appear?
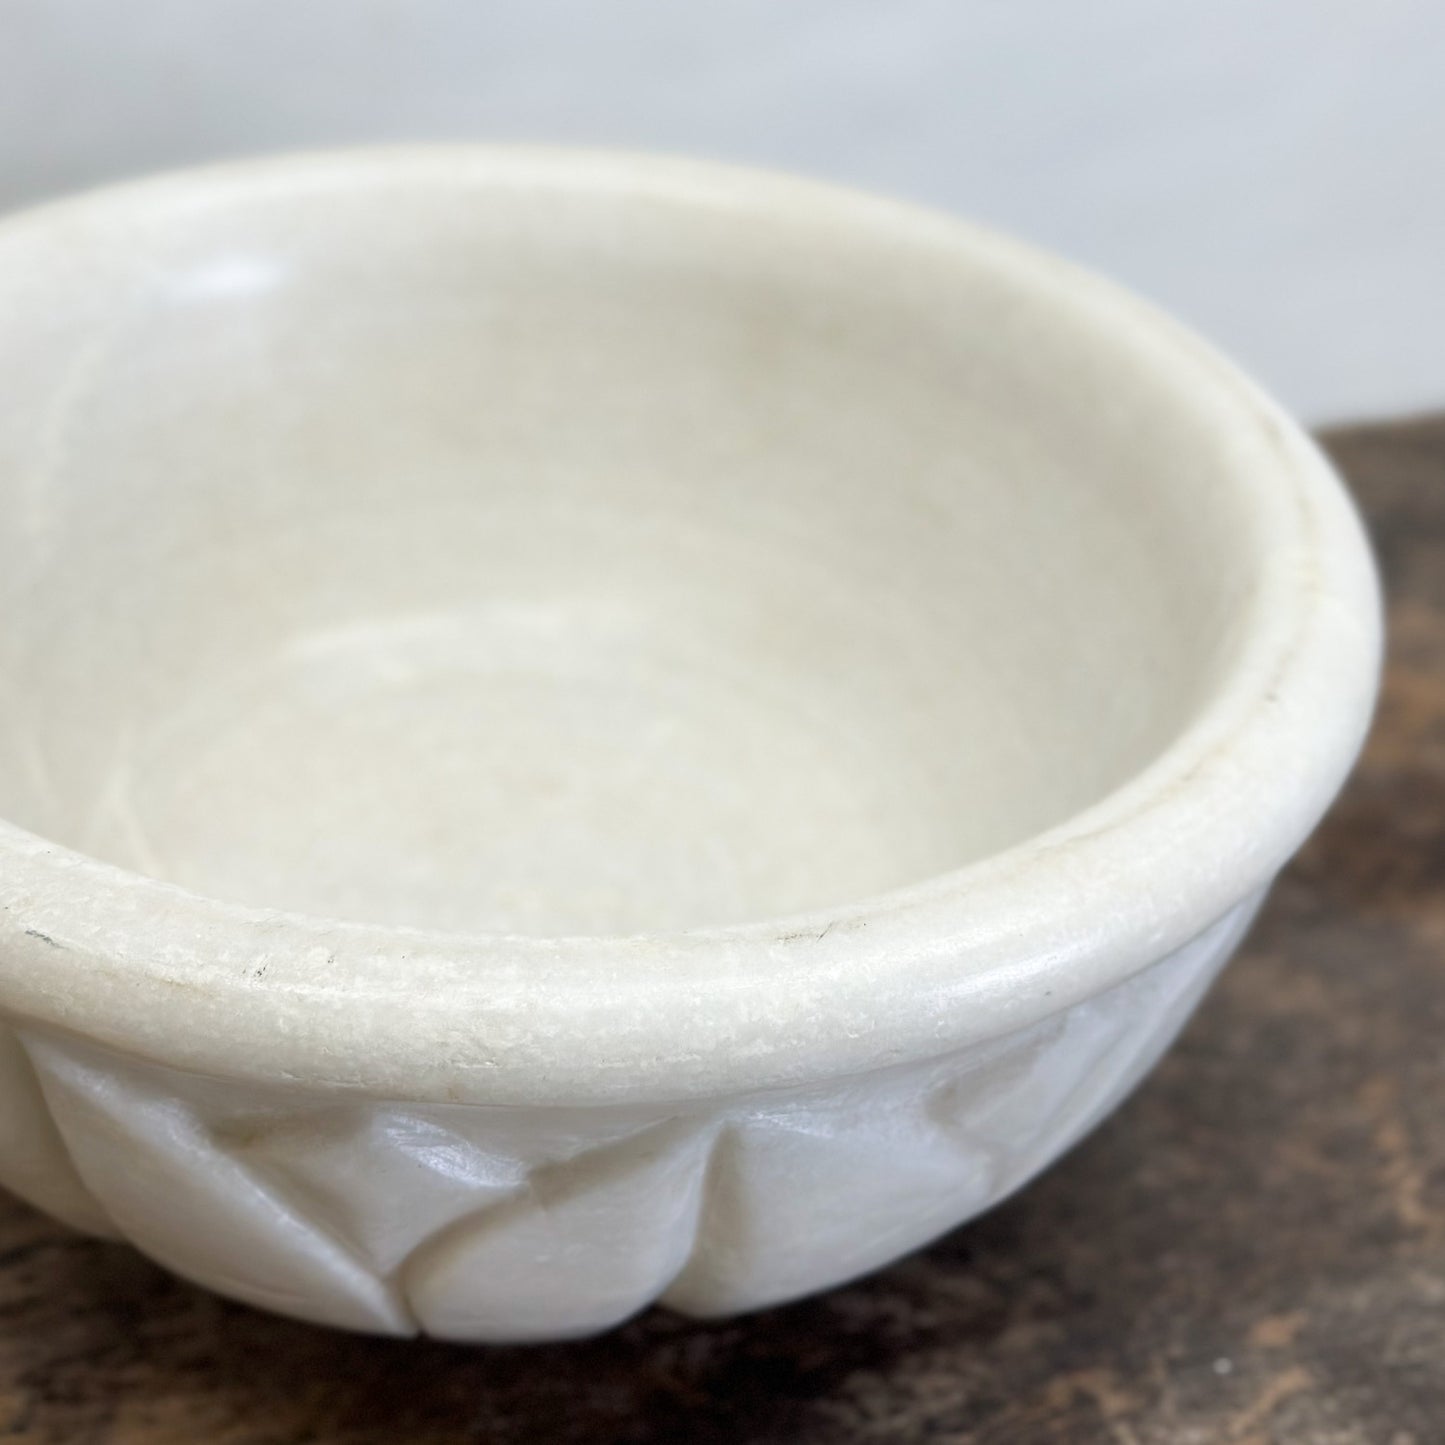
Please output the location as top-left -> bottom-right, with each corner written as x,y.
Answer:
0,148 -> 1379,1340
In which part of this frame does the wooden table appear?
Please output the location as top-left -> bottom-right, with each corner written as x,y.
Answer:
0,417 -> 1439,1445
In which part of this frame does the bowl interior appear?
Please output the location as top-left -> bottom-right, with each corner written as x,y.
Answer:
0,157 -> 1263,936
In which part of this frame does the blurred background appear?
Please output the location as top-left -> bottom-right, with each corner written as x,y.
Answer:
1,0 -> 1441,422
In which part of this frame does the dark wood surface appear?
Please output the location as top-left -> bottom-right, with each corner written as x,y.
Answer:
0,416 -> 1439,1444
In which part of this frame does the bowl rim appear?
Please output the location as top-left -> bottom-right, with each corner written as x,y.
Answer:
0,144 -> 1381,1105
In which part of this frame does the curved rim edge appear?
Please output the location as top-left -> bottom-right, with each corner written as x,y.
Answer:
0,144 -> 1383,1105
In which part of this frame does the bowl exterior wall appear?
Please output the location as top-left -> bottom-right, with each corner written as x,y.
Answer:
0,893 -> 1259,1340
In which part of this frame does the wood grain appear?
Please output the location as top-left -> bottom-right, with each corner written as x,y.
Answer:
0,415 -> 1439,1445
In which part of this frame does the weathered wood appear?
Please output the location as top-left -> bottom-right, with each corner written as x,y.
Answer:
0,416 -> 1438,1444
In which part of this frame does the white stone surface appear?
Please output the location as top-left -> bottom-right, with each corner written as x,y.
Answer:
5,895 -> 1253,1338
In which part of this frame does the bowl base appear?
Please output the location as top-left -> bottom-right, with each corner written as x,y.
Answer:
83,607 -> 972,936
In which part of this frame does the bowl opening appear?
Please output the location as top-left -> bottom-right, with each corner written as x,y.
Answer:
0,157 -> 1269,938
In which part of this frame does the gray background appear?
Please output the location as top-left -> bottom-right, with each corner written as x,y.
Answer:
3,0 -> 1440,421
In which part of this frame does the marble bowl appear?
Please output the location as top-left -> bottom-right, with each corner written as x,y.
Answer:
0,147 -> 1379,1340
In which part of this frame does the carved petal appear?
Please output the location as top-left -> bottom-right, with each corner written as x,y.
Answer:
0,1024 -> 115,1237
25,1036 -> 413,1333
406,1119 -> 714,1341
